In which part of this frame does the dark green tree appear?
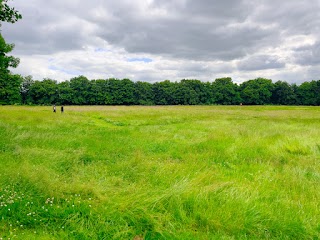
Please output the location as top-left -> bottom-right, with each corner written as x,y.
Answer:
153,80 -> 176,105
134,81 -> 154,105
175,79 -> 210,105
0,35 -> 22,104
173,81 -> 196,105
27,79 -> 58,105
316,80 -> 320,105
20,75 -> 34,104
0,70 -> 21,104
0,0 -> 22,23
88,79 -> 110,105
118,79 -> 135,105
0,0 -> 22,105
211,77 -> 241,105
57,81 -> 73,105
0,34 -> 19,70
240,78 -> 274,105
69,75 -> 90,105
271,81 -> 297,105
106,78 -> 135,105
296,80 -> 320,105
106,78 -> 120,105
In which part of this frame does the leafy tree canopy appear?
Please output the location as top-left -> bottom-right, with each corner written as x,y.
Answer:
0,34 -> 19,72
0,0 -> 22,105
0,0 -> 22,24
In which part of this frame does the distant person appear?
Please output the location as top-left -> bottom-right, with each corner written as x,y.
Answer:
61,105 -> 64,113
53,104 -> 56,113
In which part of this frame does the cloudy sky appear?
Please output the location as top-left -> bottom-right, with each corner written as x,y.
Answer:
2,0 -> 320,84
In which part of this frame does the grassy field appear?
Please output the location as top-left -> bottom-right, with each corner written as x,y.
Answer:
0,105 -> 319,239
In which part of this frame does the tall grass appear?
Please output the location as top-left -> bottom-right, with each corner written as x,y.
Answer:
0,106 -> 319,239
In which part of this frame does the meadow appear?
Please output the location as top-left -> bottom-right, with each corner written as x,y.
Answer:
0,105 -> 319,239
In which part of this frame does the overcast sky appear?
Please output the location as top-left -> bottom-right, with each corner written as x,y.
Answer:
2,0 -> 320,84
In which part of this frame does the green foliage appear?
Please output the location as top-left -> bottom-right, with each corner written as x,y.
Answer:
0,35 -> 19,71
153,80 -> 175,105
240,78 -> 274,105
0,0 -> 22,105
174,79 -> 211,105
0,71 -> 22,104
212,77 -> 241,105
134,81 -> 154,105
20,75 -> 34,104
271,80 -> 297,105
0,34 -> 22,105
57,81 -> 73,105
111,78 -> 135,105
0,0 -> 22,24
8,75 -> 320,106
27,79 -> 58,105
69,76 -> 90,105
296,80 -> 320,106
88,79 -> 109,105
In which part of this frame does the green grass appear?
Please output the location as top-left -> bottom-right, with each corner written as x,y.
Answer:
0,105 -> 320,239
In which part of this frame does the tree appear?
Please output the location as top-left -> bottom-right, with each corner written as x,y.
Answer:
134,81 -> 154,105
57,81 -> 73,105
27,79 -> 58,105
296,80 -> 320,106
0,35 -> 21,104
0,0 -> 22,105
0,34 -> 19,70
271,81 -> 297,105
89,79 -> 110,105
117,79 -> 135,105
0,0 -> 22,24
175,79 -> 210,105
0,70 -> 21,104
20,75 -> 34,104
152,80 -> 176,105
69,76 -> 90,105
240,78 -> 274,105
211,77 -> 241,105
173,81 -> 196,105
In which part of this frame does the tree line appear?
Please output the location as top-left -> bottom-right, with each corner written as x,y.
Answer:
1,75 -> 317,106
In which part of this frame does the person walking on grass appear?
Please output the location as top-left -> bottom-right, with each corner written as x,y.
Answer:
53,104 -> 56,113
61,105 -> 64,113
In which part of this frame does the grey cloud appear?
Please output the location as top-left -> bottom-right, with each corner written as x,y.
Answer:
156,60 -> 234,75
3,0 -> 282,60
253,1 -> 320,33
151,0 -> 251,21
89,0 -> 284,61
183,0 -> 251,21
2,0 -> 320,83
237,55 -> 285,71
294,41 -> 320,66
306,67 -> 320,81
98,17 -> 277,61
2,1 -> 100,55
5,0 -> 317,59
